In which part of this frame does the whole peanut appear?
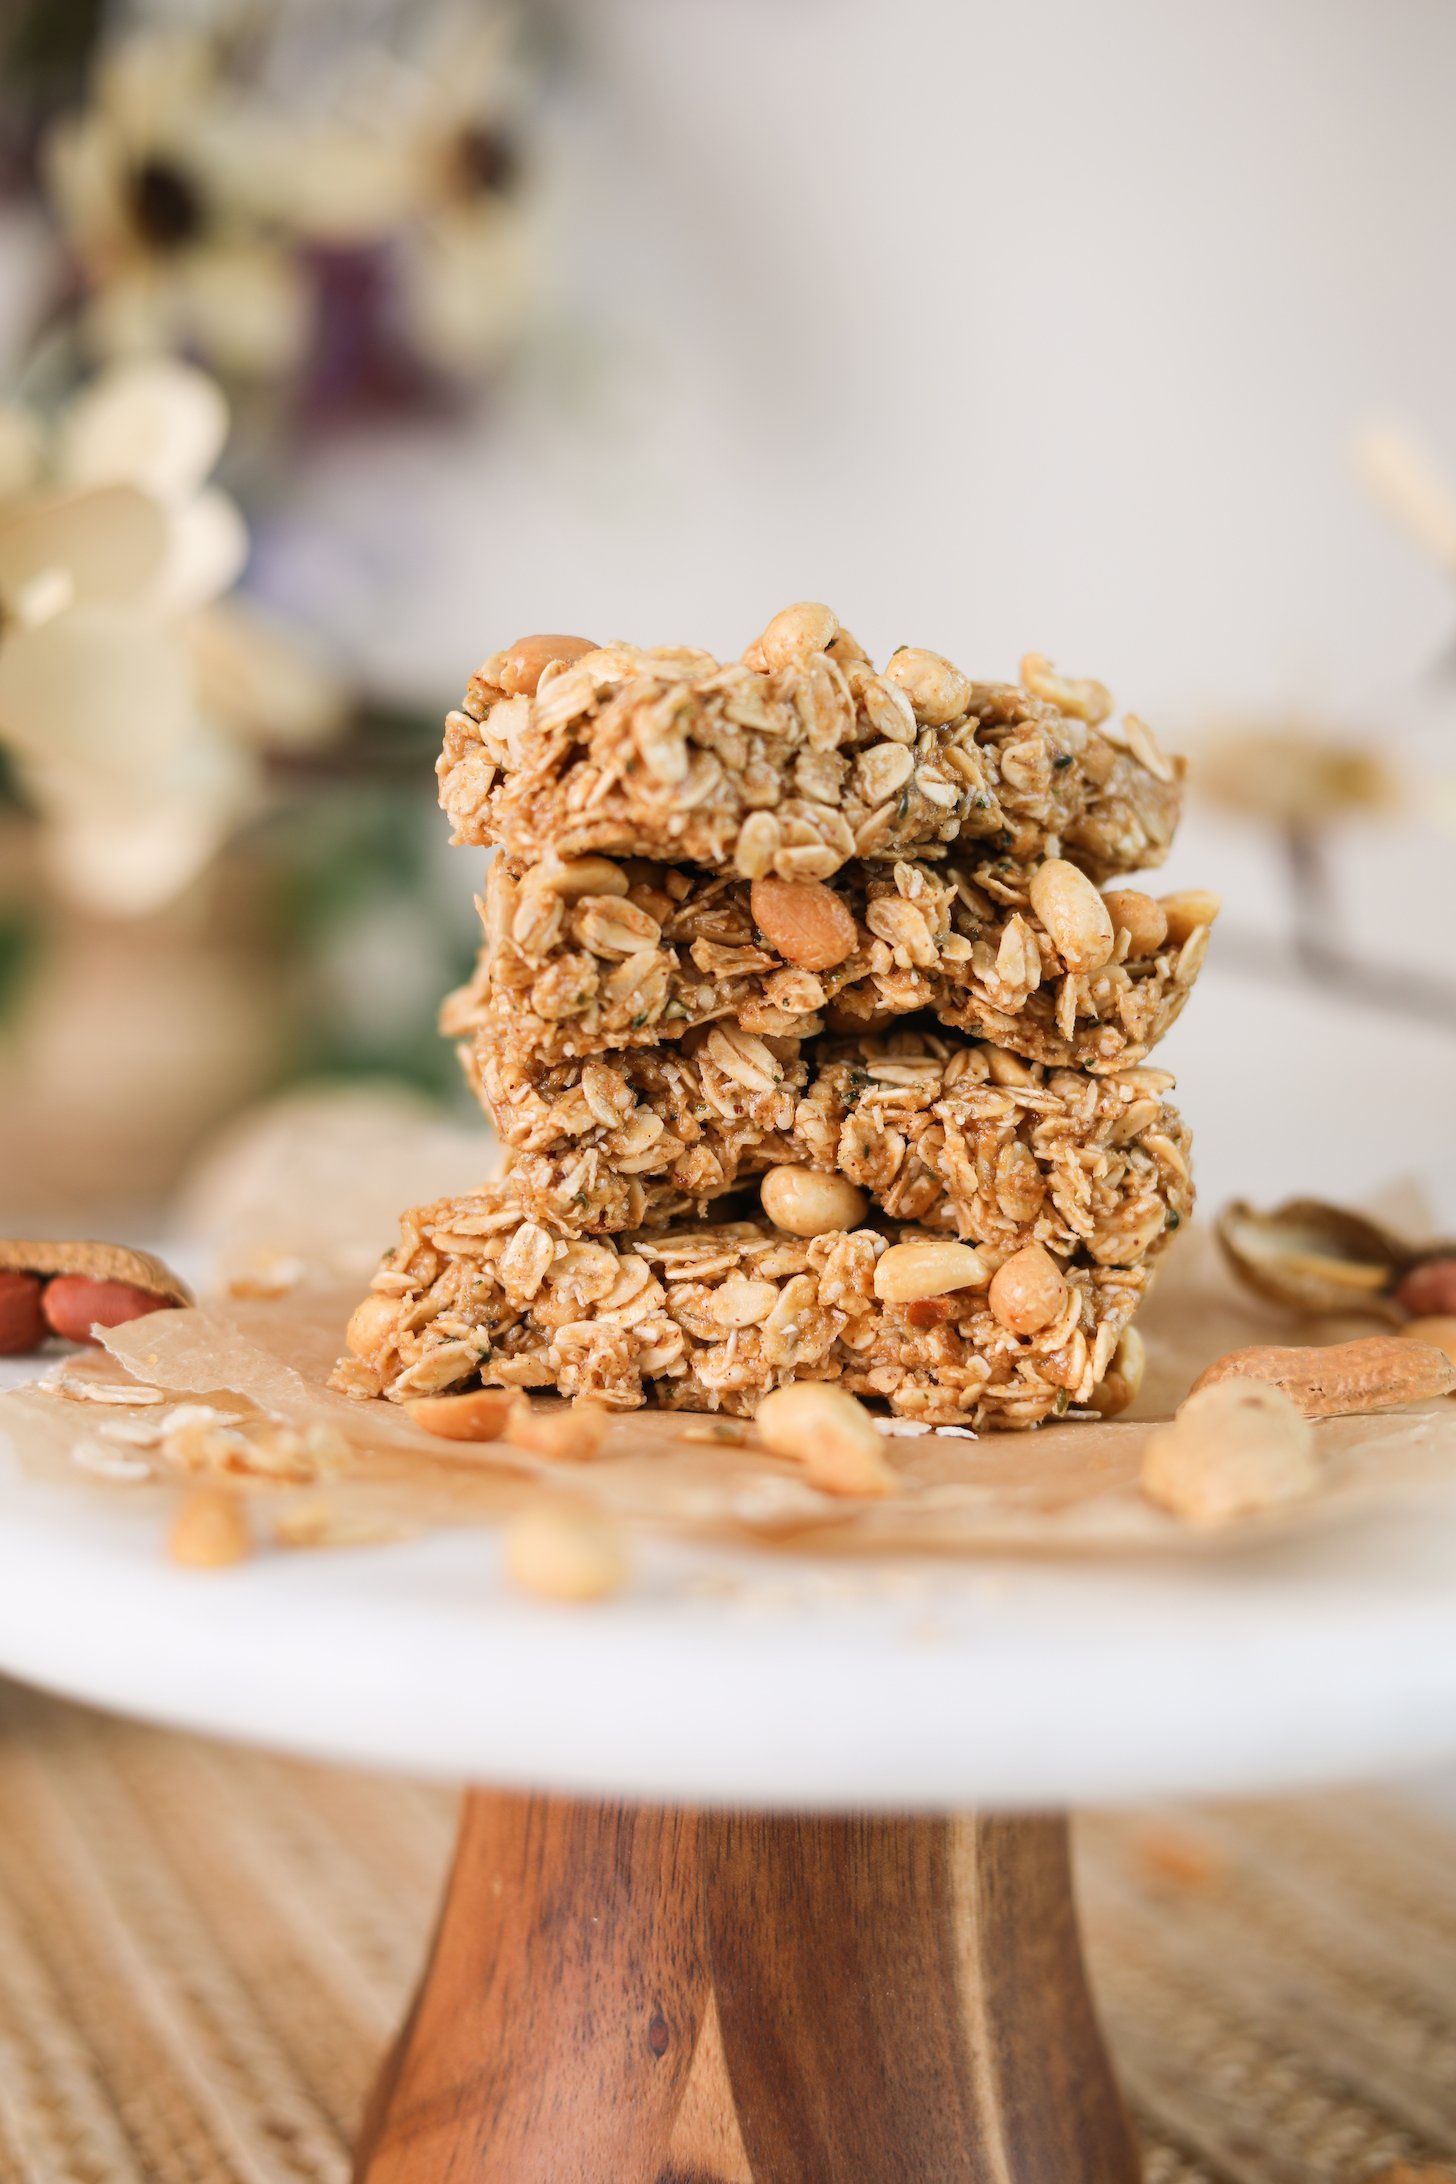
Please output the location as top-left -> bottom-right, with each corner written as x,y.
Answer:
496,634 -> 597,697
750,875 -> 858,970
988,1244 -> 1067,1335
0,1272 -> 47,1355
43,1277 -> 176,1345
1101,890 -> 1168,958
1189,1335 -> 1456,1418
760,1165 -> 868,1239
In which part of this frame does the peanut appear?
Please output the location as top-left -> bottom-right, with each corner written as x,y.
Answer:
168,1489 -> 252,1569
1395,1257 -> 1456,1319
405,1388 -> 518,1441
43,1276 -> 175,1344
504,1398 -> 609,1462
534,855 -> 629,900
1102,889 -> 1168,958
760,1166 -> 868,1238
1088,1326 -> 1146,1418
754,1383 -> 899,1497
874,1239 -> 990,1305
883,646 -> 973,726
1404,1316 -> 1456,1367
1142,1380 -> 1318,1526
750,875 -> 858,970
752,601 -> 838,670
496,634 -> 597,698
0,1272 -> 46,1356
504,1498 -> 629,1601
1027,859 -> 1115,976
0,1241 -> 189,1354
709,1276 -> 781,1329
984,1046 -> 1038,1087
1158,889 -> 1222,946
988,1243 -> 1067,1335
1188,1335 -> 1456,1418
347,1293 -> 400,1358
1019,653 -> 1113,725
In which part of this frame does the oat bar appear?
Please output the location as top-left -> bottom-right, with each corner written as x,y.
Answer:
332,1180 -> 1156,1431
479,1027 -> 1194,1256
444,850 -> 1212,1072
438,606 -> 1184,885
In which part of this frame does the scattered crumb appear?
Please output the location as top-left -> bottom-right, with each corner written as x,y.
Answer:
58,1379 -> 167,1406
227,1256 -> 308,1300
503,1498 -> 628,1601
504,1400 -> 609,1463
1132,1821 -> 1224,1889
71,1439 -> 154,1483
168,1489 -> 252,1569
275,1500 -> 420,1550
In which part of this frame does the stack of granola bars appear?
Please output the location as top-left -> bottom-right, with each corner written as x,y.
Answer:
336,604 -> 1213,1429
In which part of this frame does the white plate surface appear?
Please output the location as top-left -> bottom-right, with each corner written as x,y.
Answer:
4,1354 -> 1456,1810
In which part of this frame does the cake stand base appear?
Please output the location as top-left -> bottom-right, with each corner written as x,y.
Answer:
354,1790 -> 1140,2182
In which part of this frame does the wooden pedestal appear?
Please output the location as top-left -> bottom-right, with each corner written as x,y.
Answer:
354,1792 -> 1141,2183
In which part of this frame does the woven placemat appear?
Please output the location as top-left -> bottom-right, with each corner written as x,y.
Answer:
0,1678 -> 1450,2184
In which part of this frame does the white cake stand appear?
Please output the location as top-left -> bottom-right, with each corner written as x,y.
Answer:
6,1350 -> 1456,2182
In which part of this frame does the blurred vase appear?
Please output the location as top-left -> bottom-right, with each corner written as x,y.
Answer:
0,821 -> 288,1227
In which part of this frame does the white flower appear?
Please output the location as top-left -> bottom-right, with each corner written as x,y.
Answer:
0,360 -> 343,917
284,9 -> 536,374
44,29 -> 309,380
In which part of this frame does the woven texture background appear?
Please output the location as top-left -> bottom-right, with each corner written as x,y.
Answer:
0,1677 -> 1451,2183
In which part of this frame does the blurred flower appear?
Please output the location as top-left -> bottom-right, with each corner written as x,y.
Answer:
44,28 -> 309,379
1355,420 -> 1456,582
390,13 -> 535,375
0,358 -> 344,916
285,10 -> 535,379
1195,726 -> 1402,828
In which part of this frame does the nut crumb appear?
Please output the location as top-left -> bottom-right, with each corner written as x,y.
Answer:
504,1399 -> 609,1462
503,1498 -> 628,1601
1142,1380 -> 1318,1526
405,1387 -> 517,1441
168,1489 -> 252,1569
755,1383 -> 900,1498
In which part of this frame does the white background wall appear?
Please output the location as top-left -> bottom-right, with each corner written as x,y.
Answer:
279,0 -> 1456,1218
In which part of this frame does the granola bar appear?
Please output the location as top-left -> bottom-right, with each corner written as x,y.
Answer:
331,1180 -> 1156,1431
443,851 -> 1212,1071
478,1028 -> 1194,1254
438,607 -> 1184,885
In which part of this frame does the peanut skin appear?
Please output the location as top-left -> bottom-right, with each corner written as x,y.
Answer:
1189,1335 -> 1456,1419
42,1276 -> 176,1345
1395,1258 -> 1456,1320
0,1271 -> 47,1355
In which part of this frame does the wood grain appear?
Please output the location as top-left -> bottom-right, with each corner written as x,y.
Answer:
355,1794 -> 1141,2183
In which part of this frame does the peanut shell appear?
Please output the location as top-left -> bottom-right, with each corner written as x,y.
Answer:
1189,1335 -> 1456,1418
